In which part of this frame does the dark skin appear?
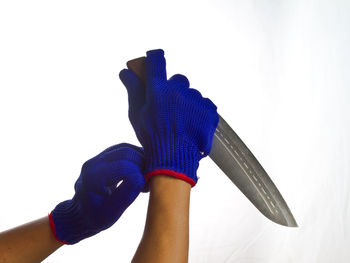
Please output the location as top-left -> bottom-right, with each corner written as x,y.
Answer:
132,175 -> 191,263
0,217 -> 63,263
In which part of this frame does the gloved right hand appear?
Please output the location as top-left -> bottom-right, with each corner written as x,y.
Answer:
119,49 -> 219,187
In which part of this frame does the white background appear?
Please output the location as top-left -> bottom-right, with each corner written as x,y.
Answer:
0,0 -> 349,262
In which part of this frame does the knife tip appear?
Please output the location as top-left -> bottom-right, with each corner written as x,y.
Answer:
282,216 -> 298,228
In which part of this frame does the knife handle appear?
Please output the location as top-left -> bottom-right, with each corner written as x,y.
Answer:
126,57 -> 147,84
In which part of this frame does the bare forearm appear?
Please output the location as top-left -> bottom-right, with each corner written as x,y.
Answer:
132,175 -> 191,263
0,216 -> 63,263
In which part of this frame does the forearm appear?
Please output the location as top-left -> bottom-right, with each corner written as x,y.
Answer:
132,175 -> 191,263
124,49 -> 217,263
0,216 -> 63,263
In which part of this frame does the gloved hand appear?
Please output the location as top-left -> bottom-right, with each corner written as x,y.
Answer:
119,49 -> 219,187
49,143 -> 145,244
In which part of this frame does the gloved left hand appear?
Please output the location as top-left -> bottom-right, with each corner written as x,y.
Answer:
49,143 -> 145,244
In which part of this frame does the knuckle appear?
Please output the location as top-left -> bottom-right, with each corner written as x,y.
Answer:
123,171 -> 145,190
203,97 -> 217,111
170,74 -> 190,88
182,88 -> 203,104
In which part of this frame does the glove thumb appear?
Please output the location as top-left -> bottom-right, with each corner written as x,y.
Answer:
119,69 -> 145,115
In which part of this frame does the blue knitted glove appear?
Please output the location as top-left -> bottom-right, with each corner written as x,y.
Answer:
119,49 -> 219,187
49,143 -> 145,244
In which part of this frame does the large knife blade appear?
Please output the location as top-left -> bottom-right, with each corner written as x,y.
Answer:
126,56 -> 297,227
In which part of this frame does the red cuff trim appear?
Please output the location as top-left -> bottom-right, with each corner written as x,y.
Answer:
48,212 -> 67,245
145,169 -> 196,187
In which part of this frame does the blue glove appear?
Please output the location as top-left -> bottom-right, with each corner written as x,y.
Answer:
119,49 -> 219,187
49,143 -> 145,244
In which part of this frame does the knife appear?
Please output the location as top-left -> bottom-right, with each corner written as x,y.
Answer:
126,56 -> 297,227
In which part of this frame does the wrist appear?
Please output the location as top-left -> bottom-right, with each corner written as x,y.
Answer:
148,175 -> 191,223
149,175 -> 191,193
49,199 -> 92,245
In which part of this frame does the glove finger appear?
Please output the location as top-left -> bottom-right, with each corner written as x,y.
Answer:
94,143 -> 139,161
168,74 -> 190,89
145,49 -> 167,97
119,69 -> 145,113
102,146 -> 144,169
85,144 -> 144,196
107,172 -> 145,209
187,88 -> 204,103
102,146 -> 144,192
80,144 -> 144,196
99,144 -> 122,155
81,163 -> 114,196
100,143 -> 143,156
203,97 -> 218,113
82,162 -> 138,197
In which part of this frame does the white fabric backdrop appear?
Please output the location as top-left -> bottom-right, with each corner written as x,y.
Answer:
0,0 -> 349,262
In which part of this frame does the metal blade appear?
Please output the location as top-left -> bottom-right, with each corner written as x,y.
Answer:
210,115 -> 297,227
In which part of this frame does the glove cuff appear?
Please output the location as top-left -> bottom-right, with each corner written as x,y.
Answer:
143,134 -> 200,187
49,199 -> 93,245
145,169 -> 196,186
